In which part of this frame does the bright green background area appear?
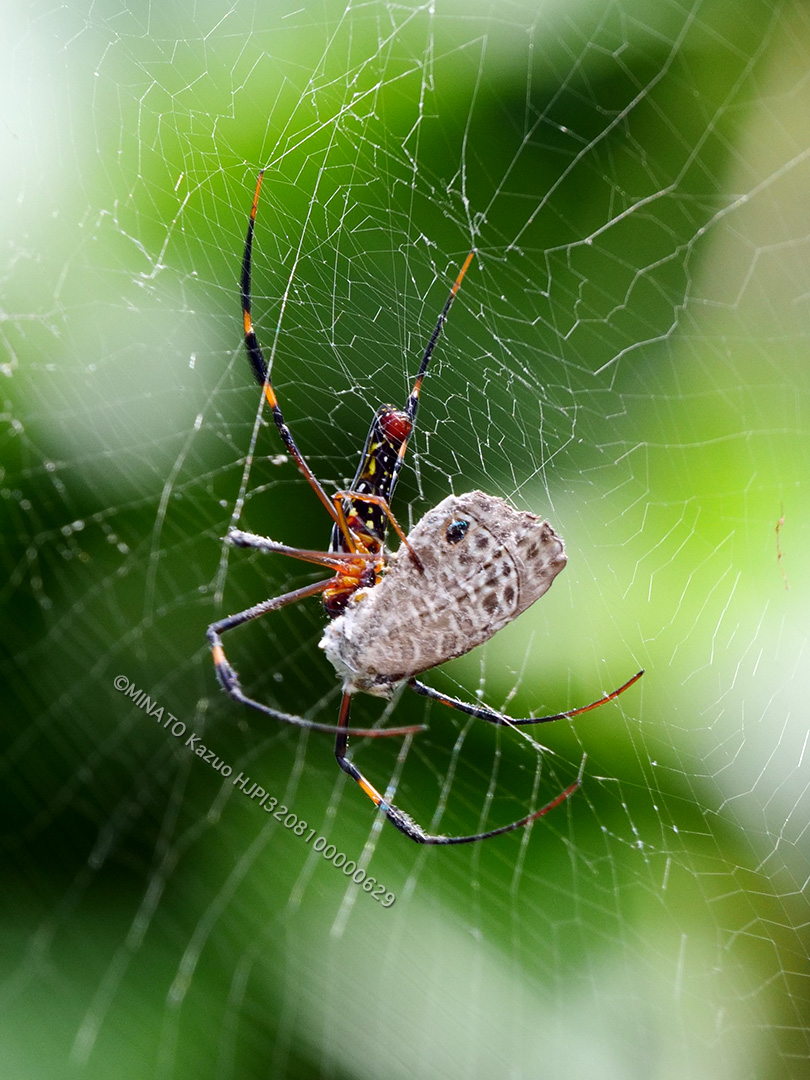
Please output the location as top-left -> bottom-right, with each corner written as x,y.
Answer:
2,1 -> 810,1078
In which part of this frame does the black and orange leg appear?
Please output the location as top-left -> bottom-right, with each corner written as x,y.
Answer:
208,579 -> 422,738
241,170 -> 338,524
403,250 -> 475,426
387,250 -> 476,495
406,669 -> 644,727
334,691 -> 579,845
332,491 -> 423,569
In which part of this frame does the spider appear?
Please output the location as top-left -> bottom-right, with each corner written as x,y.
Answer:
207,171 -> 644,845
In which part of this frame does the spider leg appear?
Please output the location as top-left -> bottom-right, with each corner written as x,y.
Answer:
208,578 -> 423,738
227,528 -> 377,571
406,669 -> 644,726
388,250 -> 475,495
332,491 -> 423,570
242,170 -> 338,525
334,691 -> 579,844
403,251 -> 475,426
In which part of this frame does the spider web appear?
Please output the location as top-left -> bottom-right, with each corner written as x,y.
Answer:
3,0 -> 810,1077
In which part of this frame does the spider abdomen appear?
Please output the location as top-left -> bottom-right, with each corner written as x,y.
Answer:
320,490 -> 567,696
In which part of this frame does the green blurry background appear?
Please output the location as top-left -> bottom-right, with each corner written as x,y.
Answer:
3,0 -> 809,1077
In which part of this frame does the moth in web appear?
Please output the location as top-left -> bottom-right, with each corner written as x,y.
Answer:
208,171 -> 643,845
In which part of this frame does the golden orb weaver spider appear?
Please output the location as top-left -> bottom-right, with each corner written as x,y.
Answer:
207,171 -> 643,845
